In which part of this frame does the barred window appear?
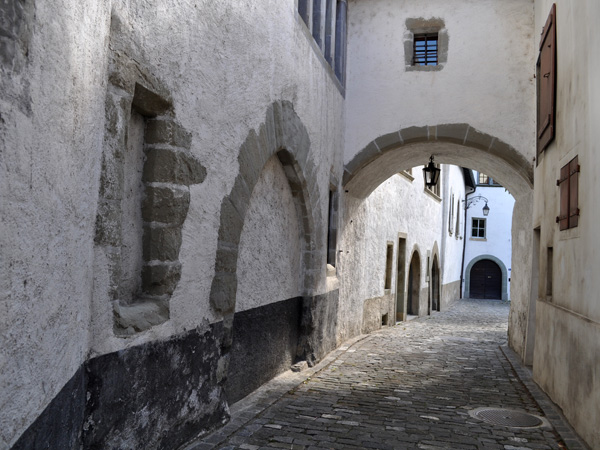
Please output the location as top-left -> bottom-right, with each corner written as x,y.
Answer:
413,33 -> 438,66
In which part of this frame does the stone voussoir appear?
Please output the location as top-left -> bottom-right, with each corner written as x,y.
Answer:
214,241 -> 240,275
435,123 -> 470,145
344,141 -> 381,176
464,126 -> 494,151
398,125 -> 429,144
217,197 -> 244,247
374,131 -> 403,153
210,272 -> 238,314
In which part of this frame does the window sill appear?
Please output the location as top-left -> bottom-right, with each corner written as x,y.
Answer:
469,237 -> 487,242
406,64 -> 444,72
326,264 -> 336,278
424,188 -> 441,202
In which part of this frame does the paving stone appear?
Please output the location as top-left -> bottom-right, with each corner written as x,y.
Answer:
193,300 -> 581,450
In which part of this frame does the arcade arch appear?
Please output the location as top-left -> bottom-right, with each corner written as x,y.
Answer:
341,124 -> 534,353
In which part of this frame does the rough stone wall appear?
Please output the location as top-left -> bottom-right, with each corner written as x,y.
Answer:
1,0 -> 345,447
529,1 -> 600,447
0,1 -> 111,447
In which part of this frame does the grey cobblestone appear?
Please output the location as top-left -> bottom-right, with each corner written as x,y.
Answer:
187,299 -> 585,450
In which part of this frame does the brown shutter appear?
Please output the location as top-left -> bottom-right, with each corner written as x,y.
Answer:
558,163 -> 569,230
569,156 -> 579,228
537,4 -> 557,154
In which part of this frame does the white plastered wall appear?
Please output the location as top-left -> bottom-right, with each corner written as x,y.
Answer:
531,1 -> 600,447
0,0 -> 345,446
345,0 -> 536,165
463,175 -> 515,300
440,165 -> 468,305
337,169 -> 446,343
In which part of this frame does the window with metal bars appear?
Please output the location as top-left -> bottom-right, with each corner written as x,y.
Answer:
413,33 -> 438,66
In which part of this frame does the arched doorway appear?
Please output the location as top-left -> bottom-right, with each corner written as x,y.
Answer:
431,255 -> 440,311
469,259 -> 502,299
407,252 -> 421,315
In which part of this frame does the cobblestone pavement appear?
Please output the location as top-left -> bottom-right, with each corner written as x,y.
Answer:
188,299 -> 583,450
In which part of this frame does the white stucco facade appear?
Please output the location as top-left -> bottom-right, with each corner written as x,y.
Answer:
463,172 -> 515,301
2,0 -> 599,448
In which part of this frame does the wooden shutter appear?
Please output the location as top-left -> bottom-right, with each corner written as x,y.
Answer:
558,163 -> 569,230
569,156 -> 579,228
557,156 -> 579,230
537,4 -> 557,154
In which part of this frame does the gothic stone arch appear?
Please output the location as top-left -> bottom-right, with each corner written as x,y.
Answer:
464,255 -> 509,301
209,100 -> 330,365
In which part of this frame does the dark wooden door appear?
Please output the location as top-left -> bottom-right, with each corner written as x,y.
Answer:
470,260 -> 502,299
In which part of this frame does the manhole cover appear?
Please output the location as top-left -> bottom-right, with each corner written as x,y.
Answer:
469,408 -> 544,428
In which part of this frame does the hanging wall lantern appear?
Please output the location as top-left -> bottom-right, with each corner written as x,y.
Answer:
423,155 -> 441,188
482,202 -> 490,216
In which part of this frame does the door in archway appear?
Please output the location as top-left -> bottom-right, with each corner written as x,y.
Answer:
470,259 -> 502,299
407,253 -> 421,315
431,256 -> 440,311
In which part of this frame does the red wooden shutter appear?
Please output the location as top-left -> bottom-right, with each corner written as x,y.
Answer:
569,156 -> 579,228
537,4 -> 557,154
558,163 -> 569,230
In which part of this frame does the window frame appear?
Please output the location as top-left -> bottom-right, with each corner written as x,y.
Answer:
413,33 -> 439,66
471,217 -> 486,239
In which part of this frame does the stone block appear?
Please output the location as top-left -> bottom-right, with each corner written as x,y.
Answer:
399,126 -> 428,144
464,126 -> 494,151
142,186 -> 190,226
131,83 -> 172,117
141,262 -> 181,296
217,197 -> 244,246
229,176 -> 251,220
113,297 -> 170,334
145,119 -> 192,149
436,123 -> 469,145
490,139 -> 533,186
143,147 -> 206,186
257,123 -> 276,164
214,241 -> 239,274
142,225 -> 182,262
345,141 -> 380,175
238,130 -> 264,190
375,131 -> 402,153
263,104 -> 278,152
210,273 -> 238,313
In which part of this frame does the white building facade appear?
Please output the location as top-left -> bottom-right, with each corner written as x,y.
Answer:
1,0 -> 600,448
463,172 -> 515,301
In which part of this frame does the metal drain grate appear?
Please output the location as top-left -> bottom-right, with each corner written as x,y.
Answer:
470,408 -> 543,428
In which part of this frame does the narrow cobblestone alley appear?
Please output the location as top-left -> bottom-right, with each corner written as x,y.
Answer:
187,300 -> 582,450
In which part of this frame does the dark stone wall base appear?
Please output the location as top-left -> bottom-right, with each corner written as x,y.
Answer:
12,323 -> 228,450
225,297 -> 303,404
299,289 -> 339,366
12,367 -> 86,450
